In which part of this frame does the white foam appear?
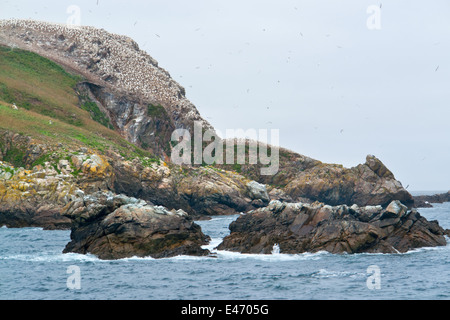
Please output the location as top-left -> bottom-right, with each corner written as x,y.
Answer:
271,243 -> 280,255
0,252 -> 100,262
201,237 -> 223,252
400,243 -> 450,255
214,249 -> 329,262
311,268 -> 362,279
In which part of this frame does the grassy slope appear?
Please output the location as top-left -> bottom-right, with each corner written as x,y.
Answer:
0,45 -> 154,161
0,45 -> 301,186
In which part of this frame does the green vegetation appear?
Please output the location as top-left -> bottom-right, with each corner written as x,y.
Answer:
0,45 -> 160,163
0,46 -> 85,127
79,94 -> 113,129
147,103 -> 166,118
141,156 -> 161,167
31,153 -> 49,168
0,46 -> 81,83
232,163 -> 242,173
3,145 -> 26,168
0,163 -> 16,176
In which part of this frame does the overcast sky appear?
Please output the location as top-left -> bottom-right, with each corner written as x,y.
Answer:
1,0 -> 450,191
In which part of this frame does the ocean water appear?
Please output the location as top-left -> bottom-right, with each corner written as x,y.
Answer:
0,203 -> 449,300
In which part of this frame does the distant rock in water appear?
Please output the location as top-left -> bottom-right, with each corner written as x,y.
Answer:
217,200 -> 447,254
63,191 -> 210,259
413,191 -> 450,208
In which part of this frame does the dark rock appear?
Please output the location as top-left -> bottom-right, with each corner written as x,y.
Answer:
62,192 -> 210,259
217,200 -> 447,255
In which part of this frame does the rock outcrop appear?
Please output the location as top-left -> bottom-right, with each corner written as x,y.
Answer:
63,191 -> 210,259
109,152 -> 270,217
217,200 -> 447,254
221,144 -> 413,208
271,154 -> 413,208
0,160 -> 75,229
0,129 -> 272,227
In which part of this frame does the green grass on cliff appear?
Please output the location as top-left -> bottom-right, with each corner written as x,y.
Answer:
0,45 -> 155,162
0,44 -> 302,184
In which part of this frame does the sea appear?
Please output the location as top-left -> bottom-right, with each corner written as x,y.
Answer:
0,200 -> 449,300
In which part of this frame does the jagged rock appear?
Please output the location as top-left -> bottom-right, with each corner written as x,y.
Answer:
217,200 -> 447,254
267,187 -> 294,202
281,155 -> 413,207
62,191 -> 210,259
246,181 -> 270,203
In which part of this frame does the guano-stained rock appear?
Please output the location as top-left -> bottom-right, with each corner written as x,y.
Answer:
62,191 -> 210,259
217,200 -> 447,255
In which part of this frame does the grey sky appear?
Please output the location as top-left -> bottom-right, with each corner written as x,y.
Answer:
1,0 -> 449,191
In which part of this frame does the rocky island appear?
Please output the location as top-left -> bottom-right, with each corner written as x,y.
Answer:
217,200 -> 448,254
0,19 -> 447,259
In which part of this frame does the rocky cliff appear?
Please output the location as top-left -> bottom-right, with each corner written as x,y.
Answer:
0,19 -> 412,210
221,143 -> 413,208
0,19 -> 212,159
0,129 -> 270,225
